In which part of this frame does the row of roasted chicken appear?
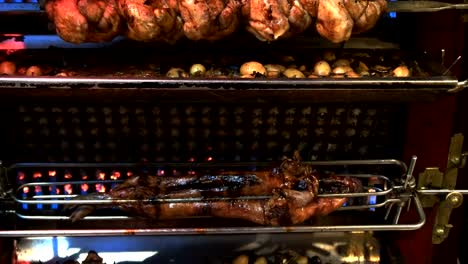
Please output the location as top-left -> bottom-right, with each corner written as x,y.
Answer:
45,0 -> 387,44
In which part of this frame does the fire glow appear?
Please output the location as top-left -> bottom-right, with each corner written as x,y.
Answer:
110,171 -> 121,180
49,171 -> 58,209
96,172 -> 106,193
22,186 -> 29,210
64,184 -> 73,195
34,172 -> 43,209
81,174 -> 89,195
111,171 -> 121,189
18,172 -> 25,181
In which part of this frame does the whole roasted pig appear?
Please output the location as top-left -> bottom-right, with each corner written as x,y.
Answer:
66,154 -> 362,226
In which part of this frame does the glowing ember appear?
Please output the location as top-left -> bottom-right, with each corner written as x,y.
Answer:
64,184 -> 73,194
81,184 -> 89,192
23,187 -> 29,194
98,172 -> 106,180
64,173 -> 72,179
95,184 -> 106,193
48,171 -> 57,177
35,186 -> 42,193
110,171 -> 121,180
18,172 -> 25,181
33,172 -> 42,179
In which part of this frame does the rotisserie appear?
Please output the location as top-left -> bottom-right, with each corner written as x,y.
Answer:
0,0 -> 467,262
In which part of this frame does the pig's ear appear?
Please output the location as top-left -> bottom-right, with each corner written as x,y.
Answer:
128,175 -> 140,186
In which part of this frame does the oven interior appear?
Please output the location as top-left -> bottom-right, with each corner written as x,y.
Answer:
0,1 -> 466,263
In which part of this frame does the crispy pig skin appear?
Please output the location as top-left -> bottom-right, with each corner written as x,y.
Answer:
67,156 -> 362,226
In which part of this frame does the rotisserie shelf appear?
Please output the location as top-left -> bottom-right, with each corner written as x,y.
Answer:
0,157 -> 430,237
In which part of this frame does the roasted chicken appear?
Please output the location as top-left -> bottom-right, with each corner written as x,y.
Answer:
117,0 -> 184,43
179,0 -> 242,41
46,0 -> 387,44
46,0 -> 122,43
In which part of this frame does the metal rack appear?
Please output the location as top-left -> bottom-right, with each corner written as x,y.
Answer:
0,157 -> 435,237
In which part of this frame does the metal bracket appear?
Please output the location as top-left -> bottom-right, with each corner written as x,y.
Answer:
417,133 -> 467,244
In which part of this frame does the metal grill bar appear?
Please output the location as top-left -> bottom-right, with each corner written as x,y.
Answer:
9,159 -> 409,170
0,76 -> 461,90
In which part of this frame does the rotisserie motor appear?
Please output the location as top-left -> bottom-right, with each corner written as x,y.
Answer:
67,154 -> 362,225
45,0 -> 388,44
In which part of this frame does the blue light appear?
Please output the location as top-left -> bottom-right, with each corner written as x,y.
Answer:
369,195 -> 377,212
389,12 -> 397,18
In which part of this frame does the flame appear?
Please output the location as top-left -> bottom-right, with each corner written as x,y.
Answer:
64,184 -> 73,194
23,187 -> 29,194
33,172 -> 42,179
64,173 -> 72,179
95,184 -> 106,193
97,172 -> 106,180
34,186 -> 42,193
18,172 -> 25,181
111,171 -> 121,180
81,184 -> 89,192
48,171 -> 56,177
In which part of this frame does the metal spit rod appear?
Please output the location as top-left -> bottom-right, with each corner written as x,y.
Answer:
0,195 -> 426,237
12,174 -> 394,205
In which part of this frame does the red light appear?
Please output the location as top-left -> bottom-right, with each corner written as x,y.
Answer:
64,184 -> 73,194
81,184 -> 89,192
95,184 -> 106,193
110,171 -> 121,180
18,172 -> 25,181
82,175 -> 88,180
34,186 -> 42,193
207,157 -> 213,161
48,171 -> 57,177
0,36 -> 26,50
64,173 -> 72,179
23,187 -> 29,194
158,170 -> 165,176
189,157 -> 195,162
33,172 -> 42,179
127,172 -> 133,177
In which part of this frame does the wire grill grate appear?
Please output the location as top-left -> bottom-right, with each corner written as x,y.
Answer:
4,103 -> 406,164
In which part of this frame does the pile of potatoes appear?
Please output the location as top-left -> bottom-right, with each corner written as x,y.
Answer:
166,51 -> 411,79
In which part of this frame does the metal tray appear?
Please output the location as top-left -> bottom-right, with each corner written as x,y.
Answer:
0,42 -> 465,102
